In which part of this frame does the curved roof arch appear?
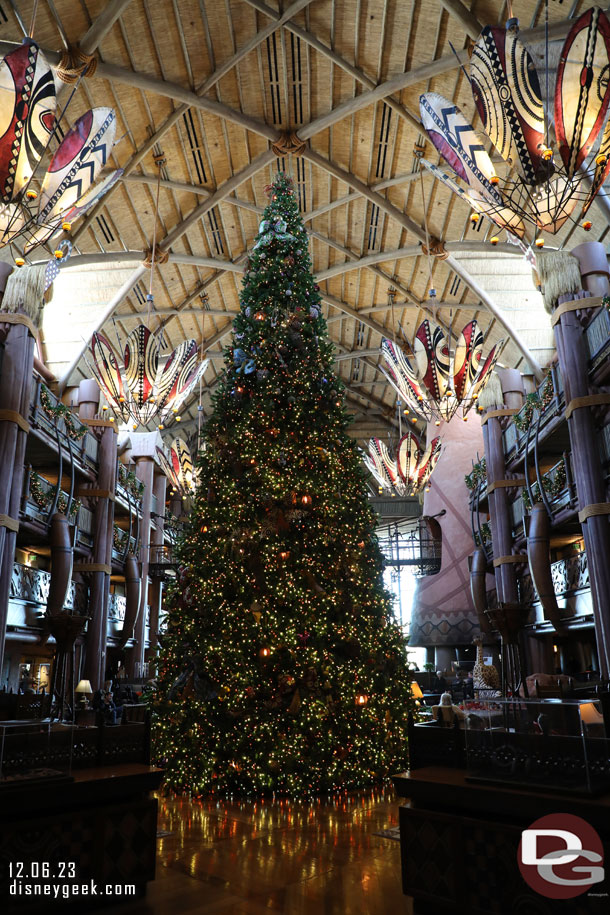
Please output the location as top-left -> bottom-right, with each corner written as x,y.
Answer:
1,0 -> 599,439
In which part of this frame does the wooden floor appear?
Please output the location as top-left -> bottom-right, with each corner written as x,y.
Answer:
103,786 -> 412,914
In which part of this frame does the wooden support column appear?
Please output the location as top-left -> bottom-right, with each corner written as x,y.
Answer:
553,300 -> 610,677
482,414 -> 518,605
128,457 -> 154,678
147,472 -> 167,660
79,380 -> 117,688
497,368 -> 525,412
0,315 -> 36,672
169,493 -> 183,519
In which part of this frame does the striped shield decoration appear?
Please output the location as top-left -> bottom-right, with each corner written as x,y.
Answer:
453,320 -> 484,402
123,324 -> 159,414
414,320 -> 449,402
91,331 -> 128,419
397,431 -> 423,487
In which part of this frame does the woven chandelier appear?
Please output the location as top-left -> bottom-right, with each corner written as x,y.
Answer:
381,319 -> 501,424
0,39 -> 120,257
419,6 -> 610,242
364,432 -> 441,496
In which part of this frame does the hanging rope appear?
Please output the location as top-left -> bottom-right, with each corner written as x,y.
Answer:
388,287 -> 397,345
29,0 -> 39,38
544,0 -> 549,152
144,153 -> 166,327
142,247 -> 169,269
271,132 -> 307,157
419,168 -> 437,289
56,46 -> 98,84
421,238 -> 449,260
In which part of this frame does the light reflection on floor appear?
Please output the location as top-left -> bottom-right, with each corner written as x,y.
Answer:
103,785 -> 411,914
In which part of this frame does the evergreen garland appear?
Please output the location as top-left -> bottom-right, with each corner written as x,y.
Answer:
40,385 -> 88,441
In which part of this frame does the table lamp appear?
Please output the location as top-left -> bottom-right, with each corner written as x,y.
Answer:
411,682 -> 424,705
579,701 -> 604,729
75,679 -> 93,709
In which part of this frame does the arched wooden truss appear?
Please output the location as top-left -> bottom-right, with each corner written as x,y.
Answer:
2,0 -> 598,441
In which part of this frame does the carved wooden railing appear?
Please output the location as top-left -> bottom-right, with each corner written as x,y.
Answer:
503,365 -> 564,463
585,306 -> 610,371
514,551 -> 589,613
9,562 -> 88,615
29,379 -> 99,471
21,470 -> 94,549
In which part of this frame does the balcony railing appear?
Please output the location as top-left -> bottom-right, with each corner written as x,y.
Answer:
503,365 -> 564,462
108,593 -> 127,622
29,380 -> 98,471
9,562 -> 88,615
21,471 -> 94,549
510,494 -> 526,533
116,463 -> 144,506
585,306 -> 610,371
522,455 -> 574,517
112,525 -> 138,562
516,551 -> 589,612
551,550 -> 589,595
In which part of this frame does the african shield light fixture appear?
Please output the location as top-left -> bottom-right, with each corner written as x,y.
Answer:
170,437 -> 195,492
419,7 -> 610,240
381,319 -> 502,423
90,326 -> 209,431
363,433 -> 441,496
0,39 -> 120,256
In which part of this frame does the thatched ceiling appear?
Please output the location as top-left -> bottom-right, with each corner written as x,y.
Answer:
2,0 -> 605,442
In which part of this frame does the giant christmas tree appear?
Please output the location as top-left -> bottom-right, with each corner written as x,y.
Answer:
154,173 -> 413,794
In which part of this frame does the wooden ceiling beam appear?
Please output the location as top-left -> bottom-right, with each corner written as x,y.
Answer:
437,0 -> 484,41
196,0 -> 315,95
79,0 -> 137,55
33,251 -> 245,272
0,41 -> 276,141
294,11 -> 594,142
298,149 -> 544,377
159,150 -> 276,251
302,148 -> 427,241
316,246 -> 422,281
242,0 -> 422,134
321,292 -> 392,341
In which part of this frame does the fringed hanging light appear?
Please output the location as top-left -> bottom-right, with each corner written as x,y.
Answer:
364,433 -> 441,496
88,154 -> 208,431
381,319 -> 502,423
0,35 -> 120,256
419,6 -> 610,241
